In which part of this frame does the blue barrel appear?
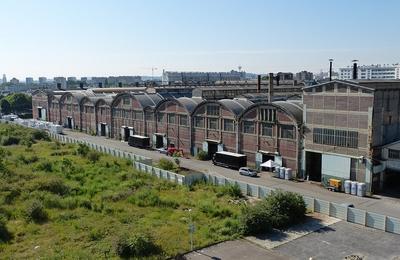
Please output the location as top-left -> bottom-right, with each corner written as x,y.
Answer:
279,167 -> 286,179
357,182 -> 366,197
285,168 -> 292,180
274,166 -> 281,178
351,181 -> 358,195
344,180 -> 351,194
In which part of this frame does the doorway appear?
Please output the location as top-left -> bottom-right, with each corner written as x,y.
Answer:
155,134 -> 164,148
123,127 -> 130,141
207,141 -> 218,158
306,151 -> 322,181
100,123 -> 106,136
67,117 -> 72,129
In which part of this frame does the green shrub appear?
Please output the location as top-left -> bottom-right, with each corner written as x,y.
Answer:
128,189 -> 179,208
157,158 -> 175,171
76,143 -> 90,157
196,150 -> 209,161
87,151 -> 101,163
36,161 -> 53,172
0,216 -> 12,243
217,183 -> 242,198
36,177 -> 70,196
115,233 -> 161,258
17,154 -> 39,164
31,130 -> 50,141
0,136 -> 20,146
264,190 -> 306,229
25,200 -> 48,223
240,203 -> 272,235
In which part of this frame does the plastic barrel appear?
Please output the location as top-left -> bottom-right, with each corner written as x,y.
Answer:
351,181 -> 358,195
357,183 -> 366,197
344,180 -> 352,194
279,167 -> 285,179
274,166 -> 281,178
285,168 -> 292,180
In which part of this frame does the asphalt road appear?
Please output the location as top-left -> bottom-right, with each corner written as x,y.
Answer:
64,129 -> 400,218
275,221 -> 400,260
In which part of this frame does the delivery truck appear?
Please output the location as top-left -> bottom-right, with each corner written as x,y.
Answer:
212,151 -> 247,169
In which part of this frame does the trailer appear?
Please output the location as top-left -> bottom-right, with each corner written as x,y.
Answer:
128,135 -> 150,149
212,151 -> 247,170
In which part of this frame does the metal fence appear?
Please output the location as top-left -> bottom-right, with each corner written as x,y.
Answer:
47,132 -> 400,236
49,133 -> 152,165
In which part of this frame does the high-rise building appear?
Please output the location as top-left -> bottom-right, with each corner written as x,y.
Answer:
2,74 -> 6,84
26,77 -> 34,85
39,77 -> 47,84
339,64 -> 400,80
10,78 -> 19,84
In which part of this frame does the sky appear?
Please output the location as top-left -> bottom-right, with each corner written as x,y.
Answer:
1,0 -> 400,79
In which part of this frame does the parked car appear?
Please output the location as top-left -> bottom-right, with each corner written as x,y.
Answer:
239,167 -> 258,177
157,147 -> 168,154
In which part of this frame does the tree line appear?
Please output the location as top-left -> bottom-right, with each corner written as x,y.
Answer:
0,93 -> 32,115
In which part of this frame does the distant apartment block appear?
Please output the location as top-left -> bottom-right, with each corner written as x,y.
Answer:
162,70 -> 246,84
10,78 -> 20,84
26,77 -> 34,85
39,77 -> 47,84
295,71 -> 313,81
339,64 -> 400,80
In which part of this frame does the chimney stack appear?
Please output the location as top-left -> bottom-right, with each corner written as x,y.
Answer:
329,59 -> 334,81
257,75 -> 261,93
352,60 -> 358,80
269,73 -> 274,102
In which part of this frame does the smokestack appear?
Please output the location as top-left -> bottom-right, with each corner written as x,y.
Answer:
269,73 -> 274,102
352,60 -> 358,80
257,75 -> 261,93
329,59 -> 333,81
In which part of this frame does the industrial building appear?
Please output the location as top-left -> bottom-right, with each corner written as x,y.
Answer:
303,79 -> 400,193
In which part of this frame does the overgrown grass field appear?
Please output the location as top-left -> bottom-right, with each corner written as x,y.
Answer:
0,124 -> 245,258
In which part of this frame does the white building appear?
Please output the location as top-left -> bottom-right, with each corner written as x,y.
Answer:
26,77 -> 34,85
339,64 -> 400,80
162,70 -> 246,84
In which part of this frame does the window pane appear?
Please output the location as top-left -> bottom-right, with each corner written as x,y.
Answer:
194,116 -> 204,128
223,119 -> 234,132
208,118 -> 219,130
243,121 -> 255,134
179,115 -> 188,126
168,114 -> 175,124
261,123 -> 273,136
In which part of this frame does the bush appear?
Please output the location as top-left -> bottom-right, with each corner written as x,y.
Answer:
115,233 -> 161,258
25,200 -> 48,223
157,158 -> 175,171
217,183 -> 242,199
36,161 -> 53,172
0,216 -> 12,243
87,151 -> 101,163
196,150 -> 209,161
36,177 -> 70,196
264,190 -> 306,229
76,143 -> 90,157
31,130 -> 50,141
240,203 -> 272,235
0,136 -> 20,146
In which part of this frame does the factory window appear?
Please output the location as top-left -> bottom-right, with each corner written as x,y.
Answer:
123,97 -> 130,105
133,111 -> 143,120
243,121 -> 255,134
66,104 -> 71,111
168,114 -> 175,124
207,105 -> 219,116
223,119 -> 234,132
337,84 -> 348,93
208,118 -> 219,130
325,85 -> 334,92
350,86 -> 359,93
157,113 -> 164,123
145,112 -> 153,121
313,127 -> 358,148
260,108 -> 276,122
194,116 -> 204,128
179,115 -> 188,126
280,125 -> 294,139
261,123 -> 273,137
388,149 -> 400,159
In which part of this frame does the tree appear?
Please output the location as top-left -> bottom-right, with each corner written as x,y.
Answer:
0,99 -> 11,114
5,93 -> 32,113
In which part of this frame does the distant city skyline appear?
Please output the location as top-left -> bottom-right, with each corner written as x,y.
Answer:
1,0 -> 399,79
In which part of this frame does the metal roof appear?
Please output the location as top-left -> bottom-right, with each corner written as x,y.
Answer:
132,93 -> 164,109
218,98 -> 253,116
176,97 -> 203,113
273,100 -> 303,123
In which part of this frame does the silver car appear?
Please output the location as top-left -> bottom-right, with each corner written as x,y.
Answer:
239,167 -> 257,177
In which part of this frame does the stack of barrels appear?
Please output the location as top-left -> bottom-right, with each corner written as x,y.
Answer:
344,180 -> 366,197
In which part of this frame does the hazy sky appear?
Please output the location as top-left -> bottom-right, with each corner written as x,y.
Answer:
1,0 -> 399,79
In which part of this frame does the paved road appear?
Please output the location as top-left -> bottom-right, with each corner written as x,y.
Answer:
275,221 -> 400,260
64,130 -> 400,218
185,239 -> 287,260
